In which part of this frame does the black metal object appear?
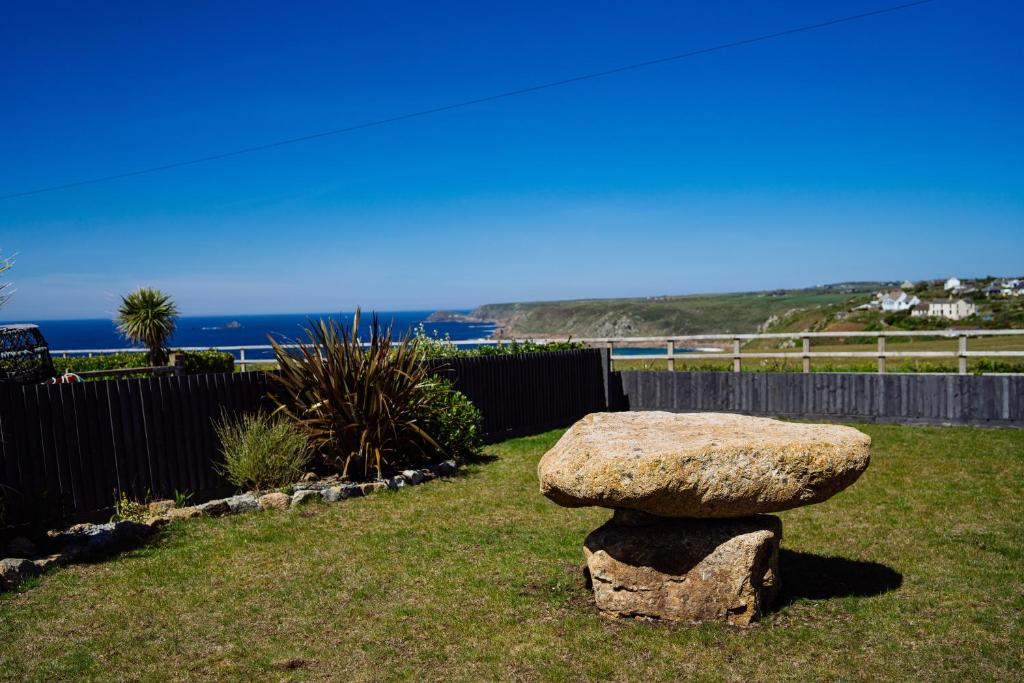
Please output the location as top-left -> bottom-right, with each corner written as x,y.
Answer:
0,324 -> 56,384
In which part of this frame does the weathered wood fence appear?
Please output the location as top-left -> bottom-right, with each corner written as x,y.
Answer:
0,373 -> 268,529
0,350 -> 606,528
615,371 -> 1024,427
427,350 -> 607,443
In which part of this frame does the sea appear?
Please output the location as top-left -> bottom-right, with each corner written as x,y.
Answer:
7,310 -> 704,360
12,311 -> 496,361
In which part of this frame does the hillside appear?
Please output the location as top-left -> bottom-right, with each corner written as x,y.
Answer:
468,284 -> 883,338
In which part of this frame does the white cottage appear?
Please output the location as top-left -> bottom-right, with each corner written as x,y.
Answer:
911,298 -> 977,320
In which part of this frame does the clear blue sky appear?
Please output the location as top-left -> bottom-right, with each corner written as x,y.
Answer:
1,0 -> 1021,319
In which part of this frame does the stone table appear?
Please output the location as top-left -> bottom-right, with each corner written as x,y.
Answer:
538,411 -> 871,625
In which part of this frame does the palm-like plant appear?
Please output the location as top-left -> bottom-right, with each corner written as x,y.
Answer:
115,287 -> 179,365
269,309 -> 441,480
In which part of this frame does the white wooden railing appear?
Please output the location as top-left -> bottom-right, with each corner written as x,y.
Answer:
48,329 -> 1024,375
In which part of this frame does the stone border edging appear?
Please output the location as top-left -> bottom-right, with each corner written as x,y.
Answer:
0,460 -> 460,594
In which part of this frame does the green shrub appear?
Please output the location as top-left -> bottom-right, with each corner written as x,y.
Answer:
419,378 -> 483,459
176,349 -> 234,374
214,411 -> 311,490
270,310 -> 440,480
413,325 -> 585,359
52,349 -> 233,377
111,491 -> 149,523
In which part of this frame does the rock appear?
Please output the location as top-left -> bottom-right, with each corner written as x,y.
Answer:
224,493 -> 259,514
357,481 -> 388,496
147,499 -> 176,516
6,536 -> 37,558
50,521 -> 154,560
1,558 -> 41,590
167,506 -> 202,521
401,469 -> 424,485
292,481 -> 328,492
539,412 -> 871,517
196,499 -> 231,517
584,514 -> 782,626
291,490 -> 321,507
300,472 -> 319,483
32,554 -> 65,571
386,476 -> 407,491
321,486 -> 350,503
433,460 -> 458,477
258,492 -> 292,510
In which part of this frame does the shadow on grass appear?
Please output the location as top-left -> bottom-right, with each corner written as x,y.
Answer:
771,549 -> 902,611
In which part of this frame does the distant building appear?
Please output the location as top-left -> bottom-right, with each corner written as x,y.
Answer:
1000,279 -> 1022,297
878,290 -> 920,312
944,277 -> 962,292
911,298 -> 977,320
900,280 -> 915,290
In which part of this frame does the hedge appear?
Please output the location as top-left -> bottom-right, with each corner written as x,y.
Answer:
52,349 -> 234,376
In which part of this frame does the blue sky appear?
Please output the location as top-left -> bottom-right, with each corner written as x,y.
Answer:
1,0 -> 1021,319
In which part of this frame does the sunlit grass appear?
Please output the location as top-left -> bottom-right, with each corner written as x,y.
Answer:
1,423 -> 1022,681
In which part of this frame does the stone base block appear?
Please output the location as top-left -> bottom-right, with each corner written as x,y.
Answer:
583,513 -> 781,626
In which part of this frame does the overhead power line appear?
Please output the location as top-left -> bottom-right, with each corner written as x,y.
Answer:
1,0 -> 938,201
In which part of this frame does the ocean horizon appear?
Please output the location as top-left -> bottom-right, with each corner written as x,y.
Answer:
2,310 -> 495,357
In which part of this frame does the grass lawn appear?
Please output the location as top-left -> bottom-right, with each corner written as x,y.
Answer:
2,423 -> 1022,681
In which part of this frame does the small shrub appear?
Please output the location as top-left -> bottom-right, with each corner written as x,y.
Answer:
176,349 -> 234,374
111,491 -> 149,523
419,378 -> 483,460
173,490 -> 193,508
215,410 -> 311,490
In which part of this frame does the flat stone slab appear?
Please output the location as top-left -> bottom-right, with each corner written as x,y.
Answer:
539,412 -> 870,517
585,513 -> 781,625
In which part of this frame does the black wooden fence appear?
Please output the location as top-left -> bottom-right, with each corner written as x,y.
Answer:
427,349 -> 607,443
616,371 -> 1024,427
7,351 -> 1021,530
0,373 -> 269,529
0,349 -> 607,528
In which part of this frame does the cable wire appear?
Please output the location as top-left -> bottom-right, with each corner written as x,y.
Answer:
0,0 -> 938,200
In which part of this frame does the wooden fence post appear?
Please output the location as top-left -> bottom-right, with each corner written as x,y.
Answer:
732,338 -> 741,373
239,348 -> 247,373
877,334 -> 886,374
607,341 -> 614,373
959,334 -> 968,375
666,339 -> 675,372
802,336 -> 810,374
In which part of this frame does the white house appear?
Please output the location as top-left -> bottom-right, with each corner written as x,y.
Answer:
944,277 -> 962,291
879,290 -> 920,312
1000,279 -> 1022,297
910,298 -> 977,321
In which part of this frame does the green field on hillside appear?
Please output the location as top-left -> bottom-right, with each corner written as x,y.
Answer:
473,285 -> 880,338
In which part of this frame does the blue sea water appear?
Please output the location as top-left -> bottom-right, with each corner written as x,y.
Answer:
9,311 -> 496,360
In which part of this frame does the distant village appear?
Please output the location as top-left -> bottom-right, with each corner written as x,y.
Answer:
858,276 -> 1023,321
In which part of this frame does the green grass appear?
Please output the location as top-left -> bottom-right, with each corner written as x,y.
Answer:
2,423 -> 1023,681
473,286 -> 879,337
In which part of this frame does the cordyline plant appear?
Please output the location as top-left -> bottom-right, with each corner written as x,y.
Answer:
268,309 -> 442,480
115,287 -> 179,366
